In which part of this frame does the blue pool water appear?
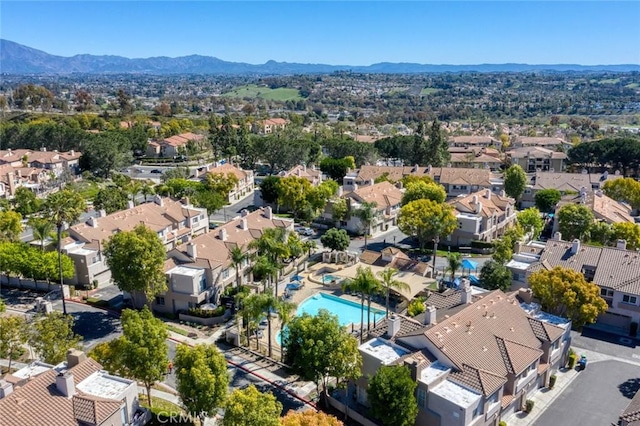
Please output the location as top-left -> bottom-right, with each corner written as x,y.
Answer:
277,292 -> 385,344
322,274 -> 343,284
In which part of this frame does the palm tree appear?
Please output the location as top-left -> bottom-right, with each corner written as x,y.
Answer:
240,294 -> 263,350
259,294 -> 279,359
342,266 -> 381,342
354,201 -> 377,250
127,180 -> 143,205
302,240 -> 317,269
251,255 -> 277,292
287,232 -> 304,273
249,227 -> 289,296
29,218 -> 54,252
140,182 -> 155,203
43,189 -> 86,315
377,267 -> 411,318
446,253 -> 463,282
230,245 -> 247,289
276,300 -> 297,362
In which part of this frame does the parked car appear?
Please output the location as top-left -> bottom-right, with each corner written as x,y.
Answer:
294,226 -> 314,236
150,169 -> 162,174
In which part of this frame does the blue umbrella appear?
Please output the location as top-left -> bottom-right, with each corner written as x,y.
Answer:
461,259 -> 478,270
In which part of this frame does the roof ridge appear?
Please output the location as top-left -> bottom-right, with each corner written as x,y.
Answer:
494,336 -> 515,374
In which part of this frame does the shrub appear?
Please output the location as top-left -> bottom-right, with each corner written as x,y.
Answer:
407,299 -> 426,317
549,374 -> 557,389
567,350 -> 577,369
525,399 -> 534,413
499,422 -> 507,426
187,306 -> 226,318
471,240 -> 495,249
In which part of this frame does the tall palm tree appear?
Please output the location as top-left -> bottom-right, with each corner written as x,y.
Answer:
302,240 -> 317,269
43,189 -> 86,314
276,300 -> 297,362
251,255 -> 277,293
140,182 -> 155,203
127,180 -> 143,205
230,245 -> 247,288
446,253 -> 463,282
259,294 -> 279,359
377,267 -> 411,318
287,232 -> 304,273
249,227 -> 289,296
29,218 -> 54,252
342,266 -> 381,342
354,201 -> 377,250
240,294 -> 263,350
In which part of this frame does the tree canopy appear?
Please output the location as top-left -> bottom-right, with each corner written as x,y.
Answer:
517,208 -> 544,239
398,199 -> 457,249
320,227 -> 350,252
401,181 -> 447,205
30,312 -> 82,364
223,385 -> 282,426
504,164 -> 527,200
611,222 -> 640,251
602,177 -> 640,210
367,365 -> 419,426
534,188 -> 562,213
529,266 -> 607,327
479,259 -> 513,291
280,411 -> 343,426
557,204 -> 594,241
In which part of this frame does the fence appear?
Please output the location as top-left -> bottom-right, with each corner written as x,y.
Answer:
0,275 -> 63,294
326,394 -> 379,426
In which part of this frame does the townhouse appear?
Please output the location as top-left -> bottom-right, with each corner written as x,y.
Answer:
204,163 -> 255,203
343,165 -> 503,199
449,136 -> 501,150
251,118 -> 288,135
447,189 -> 517,246
509,235 -> 640,333
64,196 -> 208,287
329,181 -> 403,236
145,132 -> 205,158
448,147 -> 503,171
354,288 -> 570,426
279,164 -> 323,186
511,136 -> 571,151
158,207 -> 294,314
0,349 -> 148,426
506,146 -> 567,173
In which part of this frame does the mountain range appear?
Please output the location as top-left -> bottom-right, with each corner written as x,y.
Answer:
2,39 -> 639,75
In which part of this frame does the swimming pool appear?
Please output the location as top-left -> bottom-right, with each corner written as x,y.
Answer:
321,274 -> 343,284
277,292 -> 385,344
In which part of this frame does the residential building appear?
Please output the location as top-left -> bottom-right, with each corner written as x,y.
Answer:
618,389 -> 640,426
0,164 -> 50,198
506,146 -> 567,173
158,206 -> 294,313
511,136 -> 571,151
447,189 -> 517,246
205,163 -> 255,203
512,235 -> 640,333
331,181 -> 403,236
279,164 -> 323,186
64,197 -> 208,287
146,132 -> 205,158
251,118 -> 287,134
449,136 -> 500,150
343,165 -> 503,198
354,288 -> 571,426
0,349 -> 149,426
449,148 -> 503,171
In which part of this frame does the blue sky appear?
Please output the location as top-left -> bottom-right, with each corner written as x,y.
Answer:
2,1 -> 639,65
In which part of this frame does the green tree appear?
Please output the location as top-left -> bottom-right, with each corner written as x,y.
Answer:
30,312 -> 82,364
103,224 -> 167,308
589,221 -> 613,246
0,210 -> 23,242
29,217 -> 54,251
13,187 -> 42,216
376,267 -> 410,318
281,410 -> 344,426
367,365 -> 418,426
479,259 -> 513,291
319,157 -> 352,181
277,176 -> 312,219
94,185 -> 129,214
401,181 -> 447,205
354,201 -> 377,249
0,316 -> 28,371
43,189 -> 86,314
140,182 -> 156,202
248,227 -> 289,295
331,198 -> 349,225
88,338 -> 130,377
238,293 -> 265,349
120,307 -> 169,406
611,222 -> 640,251
205,171 -> 239,200
80,131 -> 134,178
230,245 -> 248,289
557,204 -> 594,240
534,189 -> 562,213
342,266 -> 381,339
602,177 -> 640,210
529,266 -> 608,327
446,252 -> 463,281
174,344 -> 229,422
504,165 -> 527,200
276,300 -> 297,362
260,176 -> 281,205
223,385 -> 282,426
517,208 -> 544,239
426,119 -> 450,167
283,309 -> 361,398
320,227 -> 350,252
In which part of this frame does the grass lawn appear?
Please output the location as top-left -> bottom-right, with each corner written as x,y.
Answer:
625,83 -> 639,89
221,84 -> 303,101
598,78 -> 621,84
140,394 -> 196,426
420,87 -> 440,96
71,180 -> 101,201
166,324 -> 190,336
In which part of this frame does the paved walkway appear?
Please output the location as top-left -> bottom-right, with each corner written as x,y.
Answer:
505,346 -> 640,426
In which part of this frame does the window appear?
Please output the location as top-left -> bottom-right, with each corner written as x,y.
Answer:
199,275 -> 206,293
472,402 -> 484,418
582,267 -> 596,282
487,391 -> 499,405
222,268 -> 230,279
623,295 -> 637,305
416,388 -> 427,408
91,256 -> 99,264
551,340 -> 560,351
600,288 -> 614,298
155,296 -> 165,306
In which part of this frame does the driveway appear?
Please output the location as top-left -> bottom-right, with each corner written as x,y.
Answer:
536,360 -> 638,426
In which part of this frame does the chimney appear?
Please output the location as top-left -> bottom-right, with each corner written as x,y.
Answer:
7,172 -> 16,196
127,200 -> 135,209
182,243 -> 196,260
154,195 -> 163,207
427,164 -> 432,173
387,315 -> 402,337
70,150 -> 75,156
87,216 -> 98,228
302,164 -> 307,172
518,288 -> 533,304
424,305 -> 437,325
66,349 -> 87,368
40,147 -> 47,152
595,189 -> 603,197
264,206 -> 273,220
461,281 -> 472,304
617,239 -> 627,251
337,186 -> 344,197
0,380 -> 13,399
368,178 -> 374,186
98,209 -> 106,218
240,218 -> 248,231
396,181 -> 403,189
476,201 -> 483,214
241,209 -> 249,217
484,189 -> 491,200
219,228 -> 227,241
500,190 -> 506,197
554,231 -> 562,241
56,372 -> 75,398
571,239 -> 580,254
406,359 -> 424,382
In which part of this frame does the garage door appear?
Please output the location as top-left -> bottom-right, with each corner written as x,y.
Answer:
598,312 -> 632,331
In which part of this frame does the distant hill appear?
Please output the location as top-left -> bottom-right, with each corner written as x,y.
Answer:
2,39 -> 639,75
